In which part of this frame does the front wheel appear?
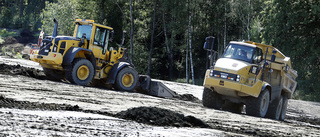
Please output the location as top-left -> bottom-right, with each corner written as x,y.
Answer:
246,88 -> 270,117
66,58 -> 94,86
202,88 -> 223,109
114,67 -> 138,91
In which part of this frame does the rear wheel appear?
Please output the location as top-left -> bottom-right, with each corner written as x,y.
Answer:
266,96 -> 283,120
114,67 -> 138,91
279,94 -> 288,121
246,89 -> 270,117
66,58 -> 94,86
202,88 -> 223,109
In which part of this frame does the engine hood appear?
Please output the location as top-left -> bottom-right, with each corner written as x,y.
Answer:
215,58 -> 250,72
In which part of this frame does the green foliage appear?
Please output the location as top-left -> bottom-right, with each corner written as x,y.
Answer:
1,46 -> 6,55
0,37 -> 4,44
262,0 -> 320,101
0,29 -> 17,37
0,0 -> 319,101
42,0 -> 78,36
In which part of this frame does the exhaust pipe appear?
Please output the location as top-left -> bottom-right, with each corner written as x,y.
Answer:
52,18 -> 58,37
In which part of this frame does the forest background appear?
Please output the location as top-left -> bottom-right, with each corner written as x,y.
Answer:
0,0 -> 319,101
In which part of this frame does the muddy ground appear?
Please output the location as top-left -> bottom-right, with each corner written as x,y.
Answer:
0,56 -> 319,136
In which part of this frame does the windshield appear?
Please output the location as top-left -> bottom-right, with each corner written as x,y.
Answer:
76,25 -> 92,40
222,44 -> 254,63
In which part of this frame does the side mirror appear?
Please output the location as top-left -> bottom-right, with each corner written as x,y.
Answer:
203,36 -> 216,51
121,30 -> 126,47
271,49 -> 277,62
109,30 -> 114,42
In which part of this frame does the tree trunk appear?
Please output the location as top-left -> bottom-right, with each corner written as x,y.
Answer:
188,14 -> 195,85
100,0 -> 105,23
247,0 -> 250,41
19,0 -> 23,19
186,31 -> 189,84
162,12 -> 172,80
224,2 -> 227,49
147,0 -> 157,75
130,0 -> 134,64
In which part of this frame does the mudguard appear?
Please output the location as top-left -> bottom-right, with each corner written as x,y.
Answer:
106,62 -> 130,84
261,83 -> 272,99
62,47 -> 96,70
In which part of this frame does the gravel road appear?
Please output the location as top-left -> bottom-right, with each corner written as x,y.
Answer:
0,56 -> 319,136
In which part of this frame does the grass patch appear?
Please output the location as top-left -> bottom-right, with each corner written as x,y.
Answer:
292,90 -> 320,102
174,78 -> 203,86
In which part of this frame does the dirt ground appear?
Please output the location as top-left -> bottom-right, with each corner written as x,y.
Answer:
0,56 -> 320,136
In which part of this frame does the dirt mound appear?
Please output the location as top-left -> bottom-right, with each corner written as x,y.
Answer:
0,95 -> 80,111
116,106 -> 209,128
176,94 -> 201,103
0,63 -> 45,79
3,36 -> 18,44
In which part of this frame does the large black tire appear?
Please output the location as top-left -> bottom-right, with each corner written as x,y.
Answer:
43,67 -> 64,81
279,94 -> 288,121
266,96 -> 283,120
223,101 -> 244,114
66,58 -> 94,86
202,88 -> 223,109
114,67 -> 138,91
246,89 -> 270,117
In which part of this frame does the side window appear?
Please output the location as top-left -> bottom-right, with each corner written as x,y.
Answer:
94,27 -> 106,46
253,48 -> 263,64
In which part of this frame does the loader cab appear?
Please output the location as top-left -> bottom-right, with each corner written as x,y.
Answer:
73,19 -> 114,60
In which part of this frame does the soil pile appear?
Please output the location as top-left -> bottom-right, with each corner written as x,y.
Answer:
176,94 -> 201,103
0,63 -> 45,79
116,106 -> 209,128
3,36 -> 18,44
0,95 -> 80,111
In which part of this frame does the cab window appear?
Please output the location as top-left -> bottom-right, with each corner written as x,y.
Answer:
76,25 -> 92,40
253,48 -> 263,64
94,27 -> 107,46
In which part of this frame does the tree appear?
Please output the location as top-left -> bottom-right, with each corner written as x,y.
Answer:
262,0 -> 320,101
147,0 -> 157,75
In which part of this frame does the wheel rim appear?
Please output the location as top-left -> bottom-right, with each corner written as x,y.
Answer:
260,93 -> 269,116
122,73 -> 134,87
77,65 -> 90,80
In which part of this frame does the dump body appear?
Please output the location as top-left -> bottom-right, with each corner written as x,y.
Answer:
202,40 -> 297,120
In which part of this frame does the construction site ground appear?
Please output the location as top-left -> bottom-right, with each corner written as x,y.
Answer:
0,56 -> 319,136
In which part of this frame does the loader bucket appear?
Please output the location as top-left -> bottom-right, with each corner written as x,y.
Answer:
149,81 -> 178,98
136,75 -> 177,98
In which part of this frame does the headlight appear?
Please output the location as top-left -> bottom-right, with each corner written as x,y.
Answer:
236,75 -> 240,82
209,70 -> 214,77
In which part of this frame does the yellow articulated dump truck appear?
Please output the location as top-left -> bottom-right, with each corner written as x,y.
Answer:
202,37 -> 297,120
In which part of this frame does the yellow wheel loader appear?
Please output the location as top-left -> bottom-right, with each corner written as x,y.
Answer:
30,19 -> 177,97
30,19 -> 139,91
202,37 -> 297,120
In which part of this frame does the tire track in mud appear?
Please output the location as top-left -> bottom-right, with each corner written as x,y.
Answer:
0,95 -> 209,128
